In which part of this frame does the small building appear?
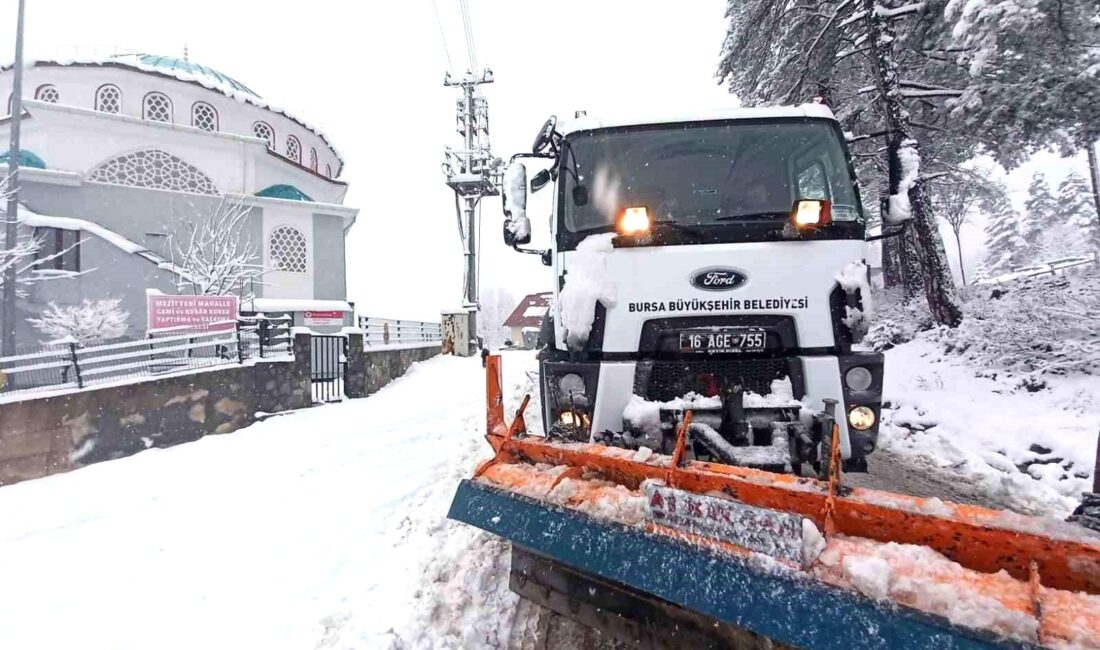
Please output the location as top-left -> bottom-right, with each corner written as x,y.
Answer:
502,292 -> 551,348
0,53 -> 357,347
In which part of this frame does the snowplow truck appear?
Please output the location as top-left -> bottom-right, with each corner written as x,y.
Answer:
502,104 -> 879,477
449,105 -> 1100,648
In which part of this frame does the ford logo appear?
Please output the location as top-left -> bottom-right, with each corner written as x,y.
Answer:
690,267 -> 748,291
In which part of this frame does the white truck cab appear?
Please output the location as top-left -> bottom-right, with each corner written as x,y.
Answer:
501,104 -> 882,475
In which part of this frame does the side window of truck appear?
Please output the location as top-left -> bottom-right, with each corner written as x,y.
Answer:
796,160 -> 829,200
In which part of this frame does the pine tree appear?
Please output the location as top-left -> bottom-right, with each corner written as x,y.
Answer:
1059,171 -> 1100,252
1023,173 -> 1059,261
983,190 -> 1028,274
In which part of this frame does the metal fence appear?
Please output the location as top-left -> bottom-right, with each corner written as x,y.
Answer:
357,317 -> 442,346
0,316 -> 292,400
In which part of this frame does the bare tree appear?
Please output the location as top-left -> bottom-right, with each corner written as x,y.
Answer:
932,173 -> 1001,286
0,181 -> 86,299
170,198 -> 265,299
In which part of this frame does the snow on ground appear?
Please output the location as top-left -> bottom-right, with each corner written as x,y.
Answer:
0,351 -> 540,650
880,338 -> 1099,517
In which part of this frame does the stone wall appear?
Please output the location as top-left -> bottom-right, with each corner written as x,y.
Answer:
345,334 -> 442,399
0,333 -> 311,486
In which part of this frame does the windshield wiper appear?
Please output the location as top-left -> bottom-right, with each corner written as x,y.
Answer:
713,211 -> 789,222
651,220 -> 705,235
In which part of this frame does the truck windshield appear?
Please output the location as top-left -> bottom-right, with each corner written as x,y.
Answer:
560,119 -> 863,236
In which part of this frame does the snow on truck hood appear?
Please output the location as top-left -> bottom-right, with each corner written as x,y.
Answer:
560,103 -> 837,135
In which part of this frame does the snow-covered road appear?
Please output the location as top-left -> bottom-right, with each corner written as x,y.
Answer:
0,343 -> 1092,649
0,353 -> 539,650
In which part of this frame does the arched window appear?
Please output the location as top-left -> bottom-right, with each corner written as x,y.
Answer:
95,85 -> 121,113
269,226 -> 307,273
88,149 -> 219,195
325,164 -> 332,178
35,85 -> 59,103
252,121 -> 274,149
309,147 -> 318,172
285,135 -> 301,163
143,92 -> 173,122
191,102 -> 218,132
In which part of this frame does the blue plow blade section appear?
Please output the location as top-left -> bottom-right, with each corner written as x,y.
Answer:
447,479 -> 1039,650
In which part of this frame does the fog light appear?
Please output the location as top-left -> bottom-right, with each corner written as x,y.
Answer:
848,406 -> 876,431
845,366 -> 873,392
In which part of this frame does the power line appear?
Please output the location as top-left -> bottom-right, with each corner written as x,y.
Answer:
431,0 -> 455,75
459,0 -> 478,72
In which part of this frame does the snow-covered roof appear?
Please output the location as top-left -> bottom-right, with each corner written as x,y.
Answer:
6,202 -> 193,281
0,55 -> 344,172
561,103 -> 837,135
503,292 -> 552,328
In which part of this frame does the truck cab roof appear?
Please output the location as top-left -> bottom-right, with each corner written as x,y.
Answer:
560,103 -> 837,135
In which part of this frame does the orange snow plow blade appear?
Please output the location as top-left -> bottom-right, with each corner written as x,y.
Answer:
459,356 -> 1100,647
479,355 -> 1100,594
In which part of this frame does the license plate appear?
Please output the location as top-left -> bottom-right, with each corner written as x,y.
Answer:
679,329 -> 766,354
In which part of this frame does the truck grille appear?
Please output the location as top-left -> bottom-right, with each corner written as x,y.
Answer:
639,358 -> 790,402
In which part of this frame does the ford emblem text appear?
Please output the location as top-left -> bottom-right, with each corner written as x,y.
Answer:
690,267 -> 748,291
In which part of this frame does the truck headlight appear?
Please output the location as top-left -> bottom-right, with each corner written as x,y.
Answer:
845,366 -> 873,392
848,406 -> 876,431
791,199 -> 832,230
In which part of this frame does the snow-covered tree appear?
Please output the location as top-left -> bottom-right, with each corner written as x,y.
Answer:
477,286 -> 516,350
938,0 -> 1100,168
932,173 -> 1002,285
982,189 -> 1028,274
1022,173 -> 1058,245
170,198 -> 265,299
28,298 -> 129,344
718,0 -> 965,325
1059,171 -> 1100,252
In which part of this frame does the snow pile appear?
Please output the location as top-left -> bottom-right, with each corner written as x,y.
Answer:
558,233 -> 618,350
819,537 -> 1040,643
0,354 -> 534,649
879,338 -> 1100,517
886,139 -> 920,223
743,376 -> 800,408
622,392 -> 723,437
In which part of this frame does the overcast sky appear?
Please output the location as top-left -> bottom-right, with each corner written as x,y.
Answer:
2,0 -> 1090,318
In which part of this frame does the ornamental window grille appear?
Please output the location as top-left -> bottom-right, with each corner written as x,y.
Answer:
35,85 -> 60,103
191,102 -> 218,132
96,85 -> 122,113
269,226 -> 307,273
309,148 -> 318,172
253,121 -> 274,149
143,92 -> 173,122
286,135 -> 301,163
88,149 -> 220,195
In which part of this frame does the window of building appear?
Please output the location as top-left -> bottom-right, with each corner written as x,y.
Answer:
252,121 -> 274,149
286,136 -> 301,163
269,226 -> 307,273
95,84 -> 122,113
143,92 -> 173,122
191,102 -> 218,132
88,149 -> 219,195
33,227 -> 80,272
35,85 -> 60,103
309,148 -> 318,172
325,164 -> 332,178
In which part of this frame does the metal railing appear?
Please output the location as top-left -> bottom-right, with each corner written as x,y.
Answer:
978,254 -> 1097,285
357,317 -> 442,346
0,315 -> 293,400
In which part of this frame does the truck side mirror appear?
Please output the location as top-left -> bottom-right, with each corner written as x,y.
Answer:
503,162 -> 531,247
530,169 -> 552,193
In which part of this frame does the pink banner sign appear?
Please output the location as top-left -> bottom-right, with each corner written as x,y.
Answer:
147,295 -> 239,332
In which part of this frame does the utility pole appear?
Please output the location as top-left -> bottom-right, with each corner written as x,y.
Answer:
442,68 -> 499,356
3,0 -> 27,356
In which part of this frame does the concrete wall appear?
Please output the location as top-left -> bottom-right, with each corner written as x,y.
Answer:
0,333 -> 311,486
